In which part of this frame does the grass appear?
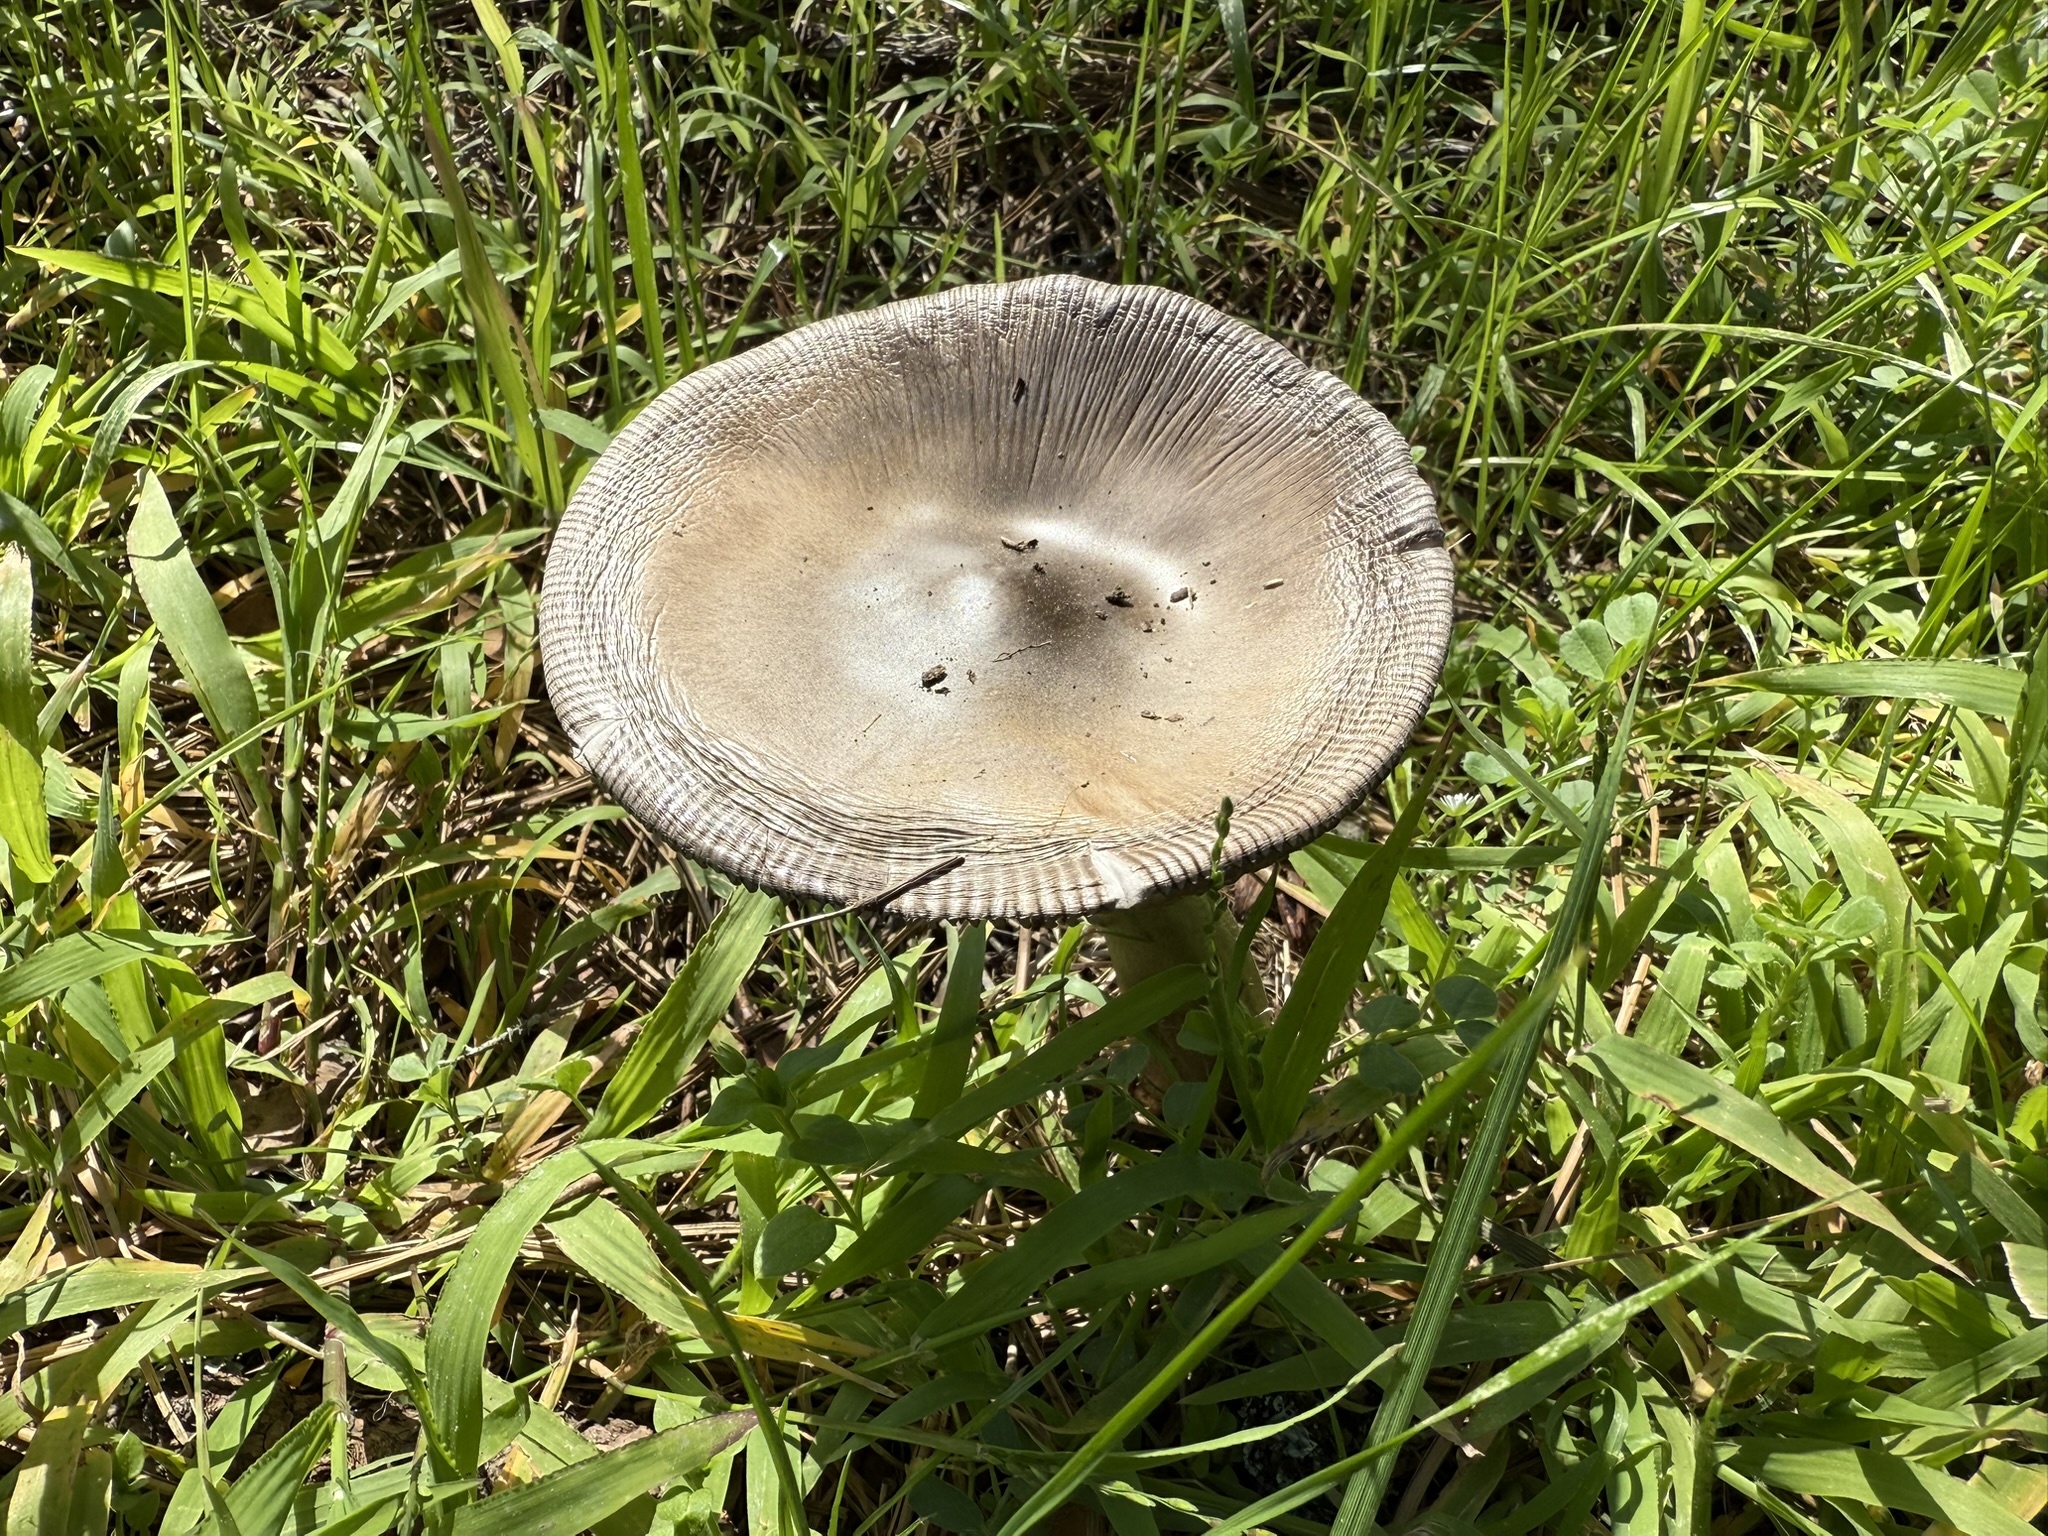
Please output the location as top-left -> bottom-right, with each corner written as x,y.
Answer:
1,0 -> 2045,1533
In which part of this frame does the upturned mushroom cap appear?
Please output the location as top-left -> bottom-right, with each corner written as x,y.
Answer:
540,276 -> 1452,920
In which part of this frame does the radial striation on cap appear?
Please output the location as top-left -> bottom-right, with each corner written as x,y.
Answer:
539,275 -> 1453,920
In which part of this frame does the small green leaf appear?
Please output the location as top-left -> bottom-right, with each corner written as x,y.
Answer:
1359,994 -> 1420,1034
1602,592 -> 1658,649
1823,893 -> 1887,941
1556,619 -> 1616,679
755,1205 -> 835,1278
1433,975 -> 1498,1021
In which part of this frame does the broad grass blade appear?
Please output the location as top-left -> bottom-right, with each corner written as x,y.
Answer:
199,1404 -> 340,1536
15,248 -> 362,382
1330,663 -> 1646,1535
911,922 -> 988,1120
1219,0 -> 1256,111
1589,1034 -> 1959,1272
0,365 -> 55,498
0,545 -> 51,881
1728,658 -> 2025,718
878,965 -> 1206,1175
994,990 -> 1540,1535
919,1153 -> 1261,1345
0,1309 -> 163,1536
424,1142 -> 664,1488
127,474 -> 271,834
1723,1440 -> 2041,1536
606,20 -> 666,390
412,40 -> 559,512
1206,1239 -> 1760,1534
808,1174 -> 980,1294
585,887 -> 779,1140
0,930 -> 168,1012
1256,790 -> 1427,1146
451,1414 -> 755,1536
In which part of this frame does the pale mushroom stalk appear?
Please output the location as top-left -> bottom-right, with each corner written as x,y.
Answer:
1093,893 -> 1267,1021
541,275 -> 1452,1047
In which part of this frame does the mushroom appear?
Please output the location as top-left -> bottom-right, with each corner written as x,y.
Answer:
539,276 -> 1451,997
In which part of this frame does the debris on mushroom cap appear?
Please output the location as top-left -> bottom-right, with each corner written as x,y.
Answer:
539,275 -> 1452,921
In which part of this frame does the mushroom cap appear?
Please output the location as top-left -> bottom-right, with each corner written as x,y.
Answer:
540,276 -> 1452,920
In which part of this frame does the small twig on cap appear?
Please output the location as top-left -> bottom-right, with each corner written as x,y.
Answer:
766,855 -> 968,936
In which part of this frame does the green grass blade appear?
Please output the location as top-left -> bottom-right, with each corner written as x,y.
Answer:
911,921 -> 988,1120
877,966 -> 1207,1174
807,1174 -> 981,1294
1728,659 -> 2026,718
10,247 -> 363,382
606,16 -> 666,390
0,364 -> 55,499
423,1142 -> 661,1488
594,1169 -> 807,1535
50,1017 -> 189,1175
0,1313 -> 162,1536
1994,621 -> 2048,873
204,1403 -> 339,1536
0,545 -> 52,882
1588,1033 -> 1959,1272
1218,0 -> 1255,113
411,36 -> 560,513
1723,1440 -> 2043,1536
1204,1233 -> 1776,1532
918,1153 -> 1262,1345
451,1414 -> 755,1536
226,1241 -> 429,1406
126,473 -> 273,838
1330,664 -> 1645,1535
1256,786 -> 1428,1146
994,989 -> 1547,1535
585,887 -> 779,1140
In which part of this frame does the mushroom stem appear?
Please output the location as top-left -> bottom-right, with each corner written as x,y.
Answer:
1094,893 -> 1268,1021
